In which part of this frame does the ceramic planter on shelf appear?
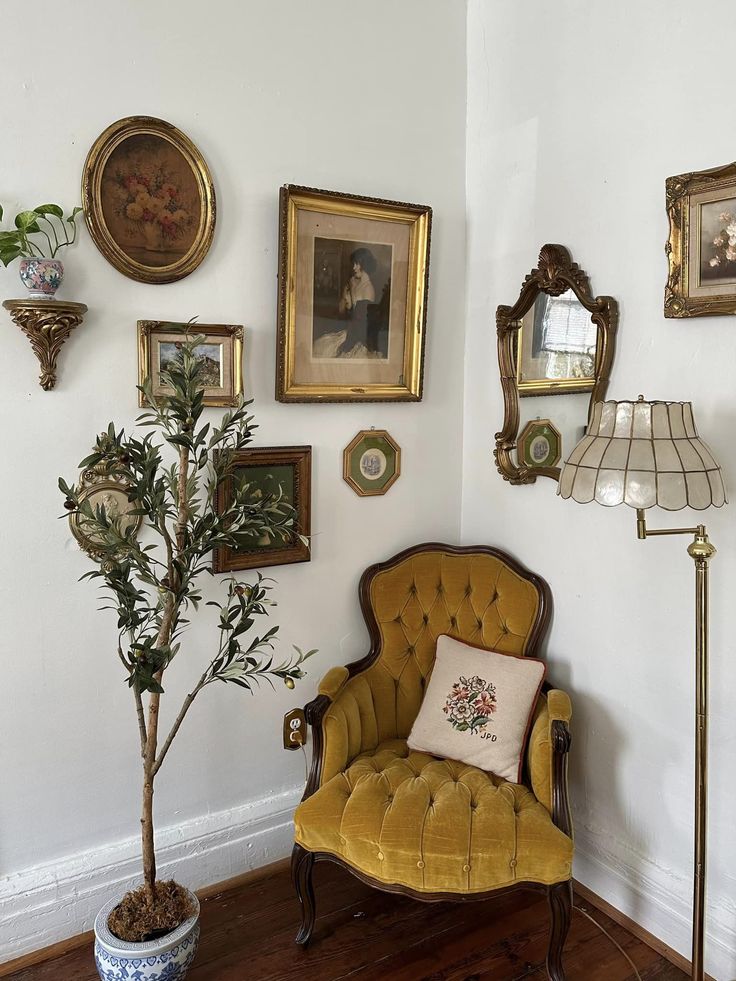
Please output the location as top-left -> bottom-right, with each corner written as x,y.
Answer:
93,890 -> 200,981
18,257 -> 64,298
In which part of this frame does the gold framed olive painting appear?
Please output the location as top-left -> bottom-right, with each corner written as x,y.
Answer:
212,446 -> 312,573
82,116 -> 216,284
276,185 -> 432,402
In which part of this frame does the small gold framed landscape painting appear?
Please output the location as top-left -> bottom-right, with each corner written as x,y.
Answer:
138,321 -> 243,407
212,446 -> 311,573
343,430 -> 401,496
276,185 -> 432,402
83,116 -> 216,284
517,419 -> 561,470
665,160 -> 736,317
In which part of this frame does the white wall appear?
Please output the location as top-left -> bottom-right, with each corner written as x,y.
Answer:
0,0 -> 467,959
465,2 -> 736,978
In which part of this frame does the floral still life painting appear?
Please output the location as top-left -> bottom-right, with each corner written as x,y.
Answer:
108,152 -> 197,263
84,117 -> 215,284
699,201 -> 736,284
665,159 -> 736,317
443,675 -> 498,735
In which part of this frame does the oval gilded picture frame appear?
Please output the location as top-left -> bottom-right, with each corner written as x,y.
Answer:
82,116 -> 216,284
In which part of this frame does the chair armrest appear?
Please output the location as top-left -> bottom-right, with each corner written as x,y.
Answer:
317,666 -> 349,700
526,688 -> 572,836
301,666 -> 377,801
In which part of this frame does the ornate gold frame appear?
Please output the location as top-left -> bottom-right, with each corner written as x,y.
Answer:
495,245 -> 617,485
665,159 -> 736,318
3,298 -> 87,390
137,321 -> 244,407
212,446 -> 311,573
517,297 -> 597,397
82,116 -> 216,284
276,185 -> 431,402
69,465 -> 142,563
342,429 -> 401,496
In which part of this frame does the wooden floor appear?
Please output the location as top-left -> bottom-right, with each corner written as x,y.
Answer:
7,861 -> 687,980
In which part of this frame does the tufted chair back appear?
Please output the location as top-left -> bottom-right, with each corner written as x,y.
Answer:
319,546 -> 549,782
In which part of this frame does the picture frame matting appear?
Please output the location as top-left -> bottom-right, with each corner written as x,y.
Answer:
276,184 -> 431,403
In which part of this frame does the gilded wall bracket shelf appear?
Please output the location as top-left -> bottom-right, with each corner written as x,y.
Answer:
3,298 -> 88,390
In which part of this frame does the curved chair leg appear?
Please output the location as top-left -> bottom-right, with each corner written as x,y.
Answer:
546,880 -> 572,981
291,843 -> 316,947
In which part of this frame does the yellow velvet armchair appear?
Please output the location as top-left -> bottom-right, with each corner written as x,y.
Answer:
292,543 -> 574,981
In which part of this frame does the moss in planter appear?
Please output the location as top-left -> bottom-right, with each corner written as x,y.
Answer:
108,880 -> 196,943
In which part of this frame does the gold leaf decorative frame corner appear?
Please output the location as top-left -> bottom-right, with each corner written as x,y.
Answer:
665,159 -> 736,319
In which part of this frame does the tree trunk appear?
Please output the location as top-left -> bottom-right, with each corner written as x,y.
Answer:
141,598 -> 175,905
142,774 -> 156,902
141,445 -> 189,907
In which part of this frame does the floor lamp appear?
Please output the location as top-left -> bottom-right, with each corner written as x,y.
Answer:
557,397 -> 726,981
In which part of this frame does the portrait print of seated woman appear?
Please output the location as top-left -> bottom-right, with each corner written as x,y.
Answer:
312,246 -> 391,360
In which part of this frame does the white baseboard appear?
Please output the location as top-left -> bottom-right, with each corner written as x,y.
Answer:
0,785 -> 302,964
6,791 -> 736,977
574,826 -> 736,981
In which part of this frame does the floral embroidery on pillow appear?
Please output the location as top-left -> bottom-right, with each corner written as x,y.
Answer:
443,675 -> 497,734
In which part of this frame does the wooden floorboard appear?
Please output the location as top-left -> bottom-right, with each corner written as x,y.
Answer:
4,862 -> 688,980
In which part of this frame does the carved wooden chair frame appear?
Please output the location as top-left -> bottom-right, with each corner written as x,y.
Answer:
291,542 -> 574,981
495,244 -> 618,485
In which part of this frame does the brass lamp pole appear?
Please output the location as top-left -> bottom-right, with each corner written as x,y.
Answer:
636,510 -> 715,981
558,398 -> 726,981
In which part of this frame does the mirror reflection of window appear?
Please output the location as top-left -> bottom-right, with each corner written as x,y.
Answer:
517,292 -> 598,391
532,293 -> 596,380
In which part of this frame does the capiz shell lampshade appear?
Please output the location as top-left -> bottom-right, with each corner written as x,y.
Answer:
558,399 -> 726,511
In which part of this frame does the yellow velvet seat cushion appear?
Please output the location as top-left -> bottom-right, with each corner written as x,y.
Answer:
294,738 -> 572,894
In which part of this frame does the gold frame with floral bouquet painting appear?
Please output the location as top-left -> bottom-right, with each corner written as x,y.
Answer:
276,185 -> 431,402
138,321 -> 243,407
665,159 -> 736,318
83,116 -> 216,285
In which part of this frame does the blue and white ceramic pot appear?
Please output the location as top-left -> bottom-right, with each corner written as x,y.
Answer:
18,258 -> 64,298
94,889 -> 200,981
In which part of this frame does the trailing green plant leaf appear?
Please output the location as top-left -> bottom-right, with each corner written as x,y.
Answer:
0,201 -> 82,264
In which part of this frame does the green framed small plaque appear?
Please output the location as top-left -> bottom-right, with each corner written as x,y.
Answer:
518,419 -> 561,470
343,429 -> 401,496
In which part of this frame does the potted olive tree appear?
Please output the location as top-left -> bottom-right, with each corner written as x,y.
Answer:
59,337 -> 313,981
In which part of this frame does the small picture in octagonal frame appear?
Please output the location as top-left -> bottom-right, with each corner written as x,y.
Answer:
518,419 -> 561,470
343,429 -> 401,497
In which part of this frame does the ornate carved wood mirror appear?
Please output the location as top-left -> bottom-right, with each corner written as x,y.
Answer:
495,245 -> 618,484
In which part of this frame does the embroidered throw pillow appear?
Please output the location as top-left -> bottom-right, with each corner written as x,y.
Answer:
407,634 -> 546,783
